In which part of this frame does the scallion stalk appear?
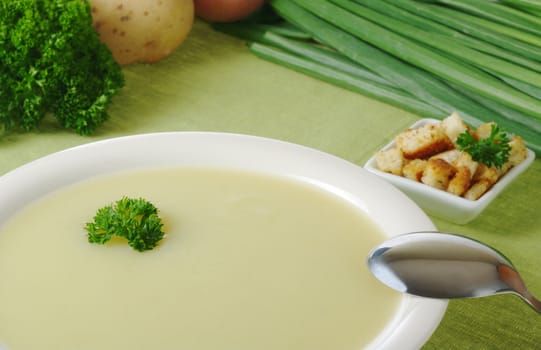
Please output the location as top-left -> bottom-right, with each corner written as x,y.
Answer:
214,23 -> 395,88
353,0 -> 541,73
248,41 -> 447,119
329,0 -> 541,90
426,0 -> 541,35
388,0 -> 541,62
499,0 -> 541,16
270,0 -> 503,125
433,4 -> 541,47
216,0 -> 541,155
287,0 -> 541,120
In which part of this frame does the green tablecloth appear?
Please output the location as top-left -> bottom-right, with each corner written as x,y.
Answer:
1,21 -> 540,349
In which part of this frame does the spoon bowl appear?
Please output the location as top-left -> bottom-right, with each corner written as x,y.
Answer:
367,232 -> 541,313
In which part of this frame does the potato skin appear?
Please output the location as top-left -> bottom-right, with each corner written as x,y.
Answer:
194,0 -> 265,23
90,0 -> 194,65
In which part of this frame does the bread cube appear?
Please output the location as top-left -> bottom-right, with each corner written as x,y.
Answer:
499,135 -> 528,175
454,152 -> 478,180
430,149 -> 461,164
421,158 -> 456,190
447,166 -> 472,196
507,136 -> 528,166
462,164 -> 499,200
474,122 -> 496,140
473,164 -> 499,184
395,123 -> 454,159
402,159 -> 427,182
442,112 -> 469,143
375,147 -> 404,176
370,115 -> 529,203
464,180 -> 493,200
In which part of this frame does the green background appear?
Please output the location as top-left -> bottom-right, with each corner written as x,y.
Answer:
1,21 -> 540,349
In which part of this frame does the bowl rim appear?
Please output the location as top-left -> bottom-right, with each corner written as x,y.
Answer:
0,131 -> 447,350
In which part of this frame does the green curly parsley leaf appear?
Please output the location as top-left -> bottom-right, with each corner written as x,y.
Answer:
0,0 -> 124,135
86,197 -> 165,252
456,123 -> 511,169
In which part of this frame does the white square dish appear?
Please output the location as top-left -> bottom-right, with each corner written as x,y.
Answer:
364,118 -> 536,224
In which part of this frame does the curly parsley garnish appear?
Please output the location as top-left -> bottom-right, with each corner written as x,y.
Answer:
0,0 -> 124,135
85,197 -> 165,252
456,123 -> 511,169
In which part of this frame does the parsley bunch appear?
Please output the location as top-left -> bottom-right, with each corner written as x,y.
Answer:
0,0 -> 124,135
86,197 -> 165,252
456,124 -> 511,169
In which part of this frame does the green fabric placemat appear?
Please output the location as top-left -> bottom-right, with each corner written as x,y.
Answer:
1,21 -> 540,349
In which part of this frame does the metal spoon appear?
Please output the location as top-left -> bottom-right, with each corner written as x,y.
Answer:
367,232 -> 541,313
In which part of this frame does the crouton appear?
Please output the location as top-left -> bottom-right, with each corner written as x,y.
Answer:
421,158 -> 456,190
442,112 -> 469,143
375,147 -> 404,175
447,166 -> 472,196
430,149 -> 462,164
372,115 -> 528,202
402,159 -> 427,182
454,151 -> 478,180
431,150 -> 478,179
460,135 -> 526,200
507,135 -> 528,166
396,123 -> 454,159
499,135 -> 528,175
463,164 -> 499,200
464,179 -> 493,200
474,122 -> 496,140
473,164 -> 499,184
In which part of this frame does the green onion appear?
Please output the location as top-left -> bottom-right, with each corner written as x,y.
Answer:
330,0 -> 541,90
214,23 -> 395,88
353,0 -> 541,73
425,0 -> 541,35
216,0 -> 541,155
215,21 -> 445,117
257,22 -> 312,40
388,0 -> 541,62
341,0 -> 541,130
431,4 -> 541,48
499,76 -> 541,101
248,42 -> 446,119
270,0 -> 499,126
498,0 -> 541,16
289,0 -> 541,120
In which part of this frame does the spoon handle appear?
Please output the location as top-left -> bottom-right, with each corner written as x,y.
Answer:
498,264 -> 541,313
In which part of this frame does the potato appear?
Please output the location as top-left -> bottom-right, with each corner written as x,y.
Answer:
194,0 -> 265,23
90,0 -> 194,65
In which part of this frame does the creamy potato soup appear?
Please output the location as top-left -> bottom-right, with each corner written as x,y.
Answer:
0,168 -> 400,350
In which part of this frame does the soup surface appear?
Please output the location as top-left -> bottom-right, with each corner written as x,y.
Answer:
0,168 -> 399,350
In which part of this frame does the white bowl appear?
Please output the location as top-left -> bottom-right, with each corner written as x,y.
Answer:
0,132 -> 446,350
364,119 -> 536,224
